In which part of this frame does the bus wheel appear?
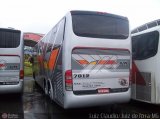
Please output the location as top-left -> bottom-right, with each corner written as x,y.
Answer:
48,83 -> 52,100
44,80 -> 48,95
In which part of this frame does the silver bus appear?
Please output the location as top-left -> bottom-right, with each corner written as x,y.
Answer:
0,28 -> 24,95
33,11 -> 131,109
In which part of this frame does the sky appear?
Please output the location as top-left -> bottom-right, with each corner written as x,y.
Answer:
0,0 -> 160,34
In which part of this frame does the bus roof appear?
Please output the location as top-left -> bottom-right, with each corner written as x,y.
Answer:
0,28 -> 20,33
131,19 -> 160,34
70,10 -> 128,21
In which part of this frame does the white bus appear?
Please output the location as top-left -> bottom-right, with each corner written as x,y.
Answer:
33,11 -> 131,109
0,28 -> 24,95
131,19 -> 160,104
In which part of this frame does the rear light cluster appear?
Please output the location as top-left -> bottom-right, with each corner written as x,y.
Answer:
65,70 -> 73,91
20,70 -> 24,79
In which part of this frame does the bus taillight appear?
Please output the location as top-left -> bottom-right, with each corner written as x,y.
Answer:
20,70 -> 24,79
65,70 -> 73,91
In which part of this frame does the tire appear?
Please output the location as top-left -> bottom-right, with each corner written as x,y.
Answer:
48,82 -> 53,100
44,80 -> 48,95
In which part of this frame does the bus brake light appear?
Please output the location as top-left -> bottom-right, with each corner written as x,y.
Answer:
20,70 -> 24,79
65,70 -> 73,91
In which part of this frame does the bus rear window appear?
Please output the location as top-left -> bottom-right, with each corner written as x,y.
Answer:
0,29 -> 20,48
71,11 -> 129,39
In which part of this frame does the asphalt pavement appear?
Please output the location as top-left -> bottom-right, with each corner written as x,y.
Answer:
0,77 -> 160,119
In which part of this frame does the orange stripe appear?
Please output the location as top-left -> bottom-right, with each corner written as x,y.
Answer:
78,60 -> 89,65
106,60 -> 117,64
48,48 -> 59,70
90,61 -> 97,65
98,60 -> 106,64
98,60 -> 117,65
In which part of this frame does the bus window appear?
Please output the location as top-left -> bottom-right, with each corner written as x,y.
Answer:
0,29 -> 20,48
71,11 -> 129,39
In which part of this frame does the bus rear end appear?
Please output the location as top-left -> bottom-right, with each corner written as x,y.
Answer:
0,28 -> 23,94
63,11 -> 131,108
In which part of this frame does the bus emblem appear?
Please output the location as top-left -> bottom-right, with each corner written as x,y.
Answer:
119,79 -> 128,86
119,61 -> 128,66
0,60 -> 7,70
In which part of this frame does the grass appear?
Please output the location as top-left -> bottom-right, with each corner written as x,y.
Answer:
24,66 -> 33,76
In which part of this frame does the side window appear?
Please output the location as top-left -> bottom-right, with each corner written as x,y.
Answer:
55,18 -> 65,45
45,43 -> 52,61
51,26 -> 57,46
132,31 -> 159,60
45,26 -> 58,62
41,37 -> 46,56
46,26 -> 58,51
44,30 -> 52,53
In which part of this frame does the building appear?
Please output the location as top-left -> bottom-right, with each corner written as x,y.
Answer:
23,32 -> 44,56
23,32 -> 44,47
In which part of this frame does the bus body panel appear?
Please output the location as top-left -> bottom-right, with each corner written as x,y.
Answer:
64,89 -> 131,109
0,28 -> 24,94
33,17 -> 66,106
131,21 -> 160,104
0,56 -> 20,82
155,34 -> 160,103
132,57 -> 156,103
51,46 -> 64,105
0,81 -> 23,94
71,48 -> 130,95
33,11 -> 131,108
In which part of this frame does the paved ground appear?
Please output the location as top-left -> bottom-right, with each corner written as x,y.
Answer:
0,77 -> 160,119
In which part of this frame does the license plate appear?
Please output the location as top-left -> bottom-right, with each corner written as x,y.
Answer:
98,88 -> 110,94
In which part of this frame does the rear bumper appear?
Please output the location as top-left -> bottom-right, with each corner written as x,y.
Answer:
0,80 -> 23,94
64,88 -> 131,109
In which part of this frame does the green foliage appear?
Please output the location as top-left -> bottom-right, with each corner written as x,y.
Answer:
24,54 -> 33,76
24,61 -> 32,67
